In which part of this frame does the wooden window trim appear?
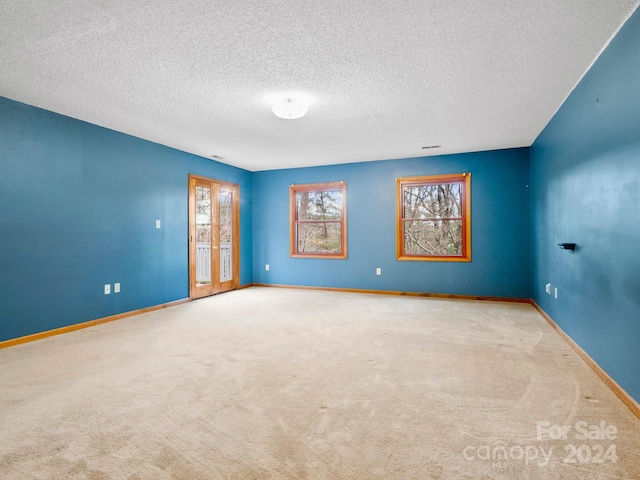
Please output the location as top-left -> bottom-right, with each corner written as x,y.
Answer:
188,174 -> 240,298
290,181 -> 347,259
396,173 -> 471,262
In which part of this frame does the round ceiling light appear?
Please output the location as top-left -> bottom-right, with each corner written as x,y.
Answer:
272,97 -> 308,120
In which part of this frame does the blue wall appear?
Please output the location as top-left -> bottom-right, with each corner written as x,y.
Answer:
5,6 -> 637,409
0,97 -> 253,342
253,149 -> 531,298
531,8 -> 640,401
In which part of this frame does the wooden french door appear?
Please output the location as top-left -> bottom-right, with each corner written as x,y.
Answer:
188,174 -> 240,300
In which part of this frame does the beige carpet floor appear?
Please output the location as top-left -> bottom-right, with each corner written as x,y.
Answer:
1,287 -> 639,479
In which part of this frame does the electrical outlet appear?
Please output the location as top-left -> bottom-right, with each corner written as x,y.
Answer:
376,268 -> 381,276
265,264 -> 270,271
155,220 -> 161,229
554,287 -> 558,299
545,283 -> 552,295
104,284 -> 111,295
114,283 -> 120,293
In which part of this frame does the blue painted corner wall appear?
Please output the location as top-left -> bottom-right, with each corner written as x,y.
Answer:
531,7 -> 640,401
252,149 -> 531,298
0,93 -> 531,347
0,97 -> 253,342
1,5 -> 638,409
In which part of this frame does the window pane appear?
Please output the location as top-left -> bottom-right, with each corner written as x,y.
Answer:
297,190 -> 342,221
297,222 -> 342,254
404,219 -> 463,256
219,190 -> 232,243
219,190 -> 233,282
404,183 -> 462,219
291,181 -> 347,259
195,186 -> 211,284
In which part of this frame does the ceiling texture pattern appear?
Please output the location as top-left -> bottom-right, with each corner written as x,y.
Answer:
1,1 -> 638,171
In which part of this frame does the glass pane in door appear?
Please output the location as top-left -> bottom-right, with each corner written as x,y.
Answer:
219,189 -> 233,282
195,186 -> 212,285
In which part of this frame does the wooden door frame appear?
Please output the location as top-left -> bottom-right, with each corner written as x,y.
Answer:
188,174 -> 240,300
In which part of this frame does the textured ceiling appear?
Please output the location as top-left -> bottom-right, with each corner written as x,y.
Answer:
1,1 -> 638,171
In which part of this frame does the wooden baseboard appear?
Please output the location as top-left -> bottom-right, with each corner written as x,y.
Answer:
251,283 -> 531,303
4,286 -> 637,421
0,298 -> 190,350
531,301 -> 640,421
253,284 -> 640,419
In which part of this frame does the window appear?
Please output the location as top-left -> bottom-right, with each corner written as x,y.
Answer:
290,181 -> 347,259
396,173 -> 471,262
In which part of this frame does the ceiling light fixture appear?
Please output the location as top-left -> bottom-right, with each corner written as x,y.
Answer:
272,97 -> 308,120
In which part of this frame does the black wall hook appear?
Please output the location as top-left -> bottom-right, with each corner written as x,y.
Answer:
558,243 -> 576,251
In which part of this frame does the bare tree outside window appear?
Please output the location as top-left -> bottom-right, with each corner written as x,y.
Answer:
219,190 -> 232,243
290,182 -> 347,259
195,186 -> 211,243
397,173 -> 471,262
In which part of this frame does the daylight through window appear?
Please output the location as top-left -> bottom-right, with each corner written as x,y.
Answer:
290,182 -> 347,259
396,173 -> 471,262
